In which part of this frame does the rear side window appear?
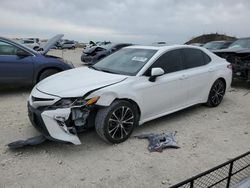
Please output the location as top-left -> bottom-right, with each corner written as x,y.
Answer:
182,48 -> 209,69
203,52 -> 211,64
146,49 -> 183,75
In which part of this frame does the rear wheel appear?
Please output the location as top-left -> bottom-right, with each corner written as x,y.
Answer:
206,79 -> 226,107
38,69 -> 59,82
95,100 -> 138,144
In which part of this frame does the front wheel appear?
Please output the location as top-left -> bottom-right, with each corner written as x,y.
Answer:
206,79 -> 226,107
95,100 -> 138,144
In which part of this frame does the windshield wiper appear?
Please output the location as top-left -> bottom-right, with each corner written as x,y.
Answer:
88,65 -> 118,74
88,65 -> 101,71
100,69 -> 119,74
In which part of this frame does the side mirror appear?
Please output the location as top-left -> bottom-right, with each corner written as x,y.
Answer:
149,67 -> 164,82
16,49 -> 30,57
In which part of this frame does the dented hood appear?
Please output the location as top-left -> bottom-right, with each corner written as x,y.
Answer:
36,67 -> 127,98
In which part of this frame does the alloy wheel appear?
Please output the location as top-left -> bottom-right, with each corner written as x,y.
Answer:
210,80 -> 225,105
108,106 -> 134,140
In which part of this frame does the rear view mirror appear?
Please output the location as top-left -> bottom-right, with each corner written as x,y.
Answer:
16,49 -> 30,57
149,67 -> 164,82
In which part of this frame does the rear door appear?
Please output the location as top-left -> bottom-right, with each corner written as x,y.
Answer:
0,40 -> 34,84
136,49 -> 189,120
181,48 -> 213,105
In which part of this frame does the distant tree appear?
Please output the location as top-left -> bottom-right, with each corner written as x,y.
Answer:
185,33 -> 237,44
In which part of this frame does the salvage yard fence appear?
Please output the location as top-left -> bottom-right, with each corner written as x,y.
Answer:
170,151 -> 250,188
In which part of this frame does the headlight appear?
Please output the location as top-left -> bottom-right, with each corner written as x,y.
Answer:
53,96 -> 100,108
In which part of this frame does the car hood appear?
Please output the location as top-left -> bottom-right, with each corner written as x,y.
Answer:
40,34 -> 64,55
36,67 -> 128,98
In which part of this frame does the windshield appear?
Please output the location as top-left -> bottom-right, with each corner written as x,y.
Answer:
229,38 -> 250,49
92,48 -> 157,76
203,42 -> 224,50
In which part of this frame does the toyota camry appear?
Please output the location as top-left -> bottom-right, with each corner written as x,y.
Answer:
27,45 -> 232,145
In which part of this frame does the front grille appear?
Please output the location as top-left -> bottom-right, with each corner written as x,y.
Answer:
32,96 -> 54,102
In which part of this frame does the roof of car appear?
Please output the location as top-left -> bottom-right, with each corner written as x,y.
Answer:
125,44 -> 203,51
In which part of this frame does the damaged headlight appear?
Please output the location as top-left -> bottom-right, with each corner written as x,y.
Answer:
53,96 -> 100,108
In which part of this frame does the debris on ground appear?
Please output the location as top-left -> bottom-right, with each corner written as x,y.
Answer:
135,131 -> 180,152
7,135 -> 46,149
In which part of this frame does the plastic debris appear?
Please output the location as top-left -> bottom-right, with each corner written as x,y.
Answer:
135,131 -> 180,152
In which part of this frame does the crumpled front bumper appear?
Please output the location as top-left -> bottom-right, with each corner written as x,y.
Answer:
28,102 -> 81,145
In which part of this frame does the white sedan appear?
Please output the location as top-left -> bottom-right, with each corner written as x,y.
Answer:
27,45 -> 232,145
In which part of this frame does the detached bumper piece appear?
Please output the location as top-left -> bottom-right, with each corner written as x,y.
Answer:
135,131 -> 180,152
7,135 -> 46,149
27,103 -> 92,145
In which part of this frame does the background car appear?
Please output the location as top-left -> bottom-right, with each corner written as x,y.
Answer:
214,38 -> 250,82
81,43 -> 132,65
189,43 -> 204,47
61,41 -> 76,49
28,45 -> 232,145
0,34 -> 73,85
203,40 -> 234,50
20,39 -> 40,50
152,41 -> 167,46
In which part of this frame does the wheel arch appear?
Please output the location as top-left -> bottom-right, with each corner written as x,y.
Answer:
217,77 -> 226,89
204,76 -> 227,103
94,93 -> 141,121
115,98 -> 141,120
35,66 -> 63,83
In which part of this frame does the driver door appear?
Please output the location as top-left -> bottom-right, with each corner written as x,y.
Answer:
0,40 -> 34,84
134,49 -> 189,121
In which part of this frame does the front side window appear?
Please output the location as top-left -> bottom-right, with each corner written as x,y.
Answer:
93,48 -> 157,76
0,41 -> 19,55
145,49 -> 183,75
181,48 -> 206,69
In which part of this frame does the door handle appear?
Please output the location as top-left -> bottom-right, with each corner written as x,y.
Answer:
208,68 -> 215,72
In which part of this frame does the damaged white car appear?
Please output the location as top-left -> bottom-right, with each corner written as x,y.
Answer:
27,45 -> 232,145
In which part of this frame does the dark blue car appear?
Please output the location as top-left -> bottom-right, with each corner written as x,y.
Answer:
0,34 -> 73,86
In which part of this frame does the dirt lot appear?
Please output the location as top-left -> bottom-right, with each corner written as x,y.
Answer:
0,49 -> 250,188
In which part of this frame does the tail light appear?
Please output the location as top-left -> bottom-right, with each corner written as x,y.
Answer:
227,64 -> 232,70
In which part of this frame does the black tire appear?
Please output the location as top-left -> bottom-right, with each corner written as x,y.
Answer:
206,79 -> 226,107
95,100 -> 138,144
38,69 -> 59,82
72,46 -> 76,50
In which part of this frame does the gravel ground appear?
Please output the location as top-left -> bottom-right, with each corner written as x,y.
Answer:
0,49 -> 249,188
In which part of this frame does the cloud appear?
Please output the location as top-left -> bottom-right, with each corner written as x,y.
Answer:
0,0 -> 250,44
